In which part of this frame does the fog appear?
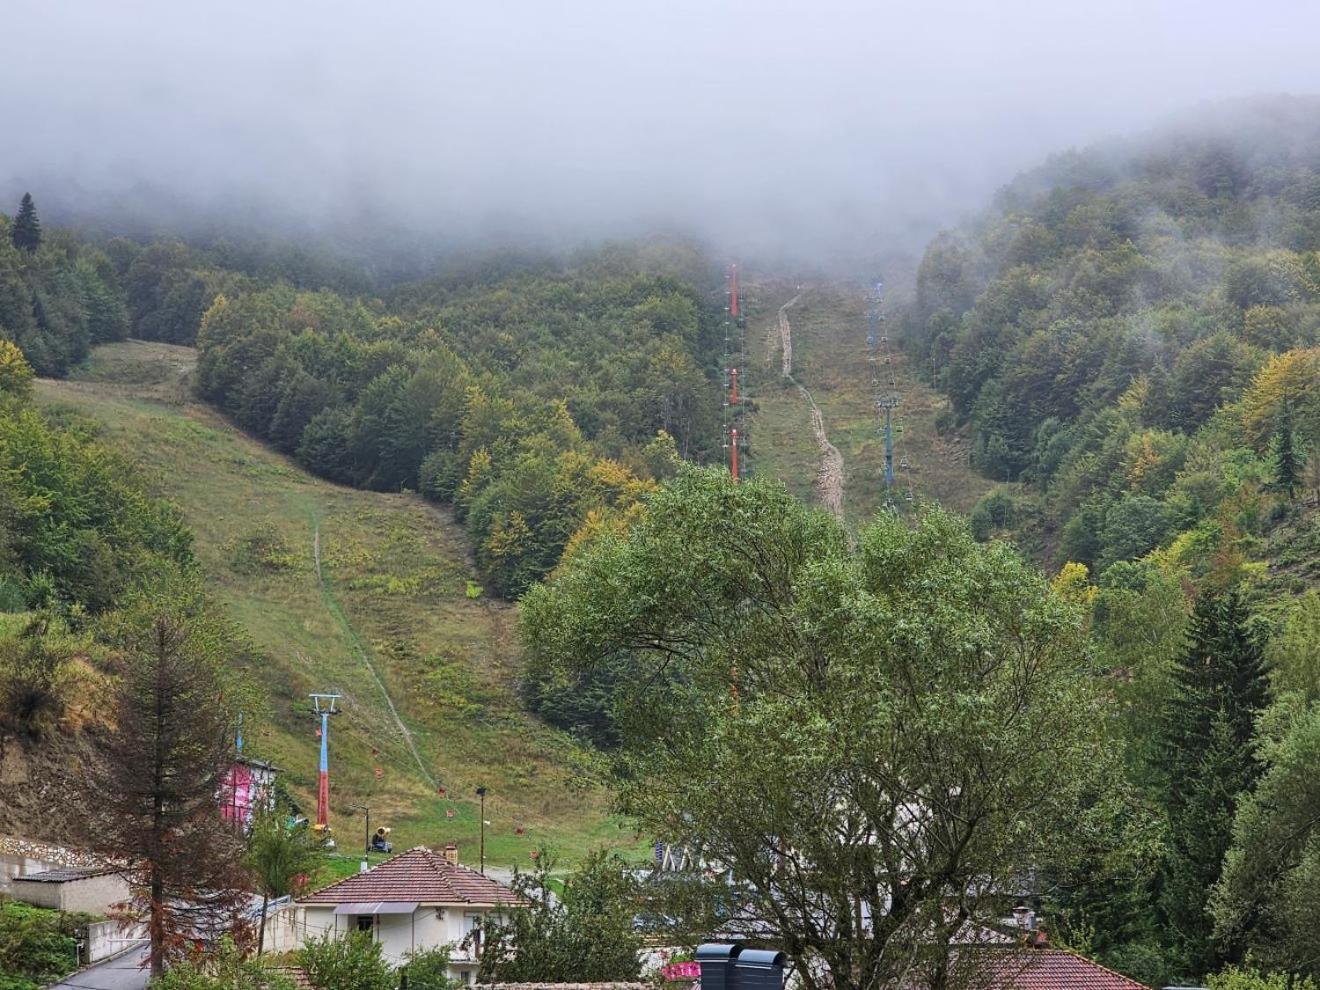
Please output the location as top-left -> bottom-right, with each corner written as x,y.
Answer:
6,0 -> 1320,271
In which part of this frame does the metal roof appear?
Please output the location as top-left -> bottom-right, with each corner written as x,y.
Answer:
332,901 -> 419,916
14,868 -> 109,883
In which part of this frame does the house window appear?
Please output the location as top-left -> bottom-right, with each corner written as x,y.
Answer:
461,971 -> 473,986
356,916 -> 373,934
464,913 -> 482,956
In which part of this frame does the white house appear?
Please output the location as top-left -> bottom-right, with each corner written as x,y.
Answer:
295,845 -> 519,982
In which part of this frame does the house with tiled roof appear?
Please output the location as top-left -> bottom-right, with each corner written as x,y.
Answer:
963,935 -> 1152,990
295,845 -> 519,982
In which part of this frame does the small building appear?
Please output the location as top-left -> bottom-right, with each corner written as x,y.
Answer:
295,845 -> 520,982
10,867 -> 130,915
219,756 -> 280,829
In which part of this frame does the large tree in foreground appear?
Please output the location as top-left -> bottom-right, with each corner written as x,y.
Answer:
87,574 -> 250,979
521,468 -> 1130,990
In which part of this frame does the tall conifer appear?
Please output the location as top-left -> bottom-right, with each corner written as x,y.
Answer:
1157,589 -> 1268,978
11,193 -> 41,252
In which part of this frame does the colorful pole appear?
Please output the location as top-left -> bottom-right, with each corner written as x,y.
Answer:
317,709 -> 330,829
729,265 -> 740,318
729,367 -> 739,405
730,428 -> 740,481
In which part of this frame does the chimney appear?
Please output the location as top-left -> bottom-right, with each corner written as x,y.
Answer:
1025,927 -> 1048,949
443,843 -> 459,865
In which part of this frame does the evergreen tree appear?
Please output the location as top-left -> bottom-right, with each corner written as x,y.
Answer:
84,577 -> 249,979
1157,589 -> 1268,980
11,193 -> 41,253
1270,400 -> 1299,498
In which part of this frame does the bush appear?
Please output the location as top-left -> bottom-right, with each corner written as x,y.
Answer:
0,614 -> 79,740
969,488 -> 1017,541
402,945 -> 457,990
0,899 -> 93,989
150,937 -> 295,990
298,932 -> 395,990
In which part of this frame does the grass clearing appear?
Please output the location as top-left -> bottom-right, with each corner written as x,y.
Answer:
36,341 -> 633,869
746,285 -> 993,525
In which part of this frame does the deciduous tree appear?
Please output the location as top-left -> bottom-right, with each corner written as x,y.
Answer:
521,468 -> 1132,990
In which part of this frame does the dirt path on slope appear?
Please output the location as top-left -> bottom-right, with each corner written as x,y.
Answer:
776,294 -> 844,518
778,295 -> 800,376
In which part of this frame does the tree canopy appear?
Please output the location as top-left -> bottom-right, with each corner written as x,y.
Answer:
521,468 -> 1133,990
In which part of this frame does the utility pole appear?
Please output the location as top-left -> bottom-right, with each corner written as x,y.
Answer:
309,694 -> 341,842
877,397 -> 898,486
476,786 -> 487,875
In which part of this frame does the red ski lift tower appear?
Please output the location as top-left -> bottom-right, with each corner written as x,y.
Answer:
310,693 -> 341,845
722,264 -> 747,481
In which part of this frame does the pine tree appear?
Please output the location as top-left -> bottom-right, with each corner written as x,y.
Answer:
1271,399 -> 1299,498
84,582 -> 249,978
11,193 -> 41,253
1157,589 -> 1268,979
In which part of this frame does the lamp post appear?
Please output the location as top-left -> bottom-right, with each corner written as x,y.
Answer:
476,786 -> 487,875
347,805 -> 370,858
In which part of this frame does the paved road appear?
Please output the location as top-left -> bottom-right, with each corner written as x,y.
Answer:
51,945 -> 149,990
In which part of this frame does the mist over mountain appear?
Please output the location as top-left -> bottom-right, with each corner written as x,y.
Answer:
8,0 -> 1320,272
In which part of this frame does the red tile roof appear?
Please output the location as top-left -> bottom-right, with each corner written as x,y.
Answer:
973,948 -> 1151,990
298,847 -> 520,907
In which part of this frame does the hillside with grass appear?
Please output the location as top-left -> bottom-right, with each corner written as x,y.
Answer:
34,340 -> 629,869
744,282 -> 992,525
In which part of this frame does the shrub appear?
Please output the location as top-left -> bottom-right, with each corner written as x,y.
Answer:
402,945 -> 457,990
0,899 -> 93,989
298,932 -> 395,990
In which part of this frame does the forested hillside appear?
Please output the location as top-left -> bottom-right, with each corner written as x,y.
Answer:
0,194 -> 725,599
902,101 -> 1319,584
193,243 -> 722,597
898,102 -> 1320,985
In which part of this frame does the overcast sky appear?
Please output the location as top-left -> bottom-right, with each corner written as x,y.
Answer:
6,0 -> 1320,268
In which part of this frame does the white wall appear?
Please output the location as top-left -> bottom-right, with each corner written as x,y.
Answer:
298,904 -> 499,979
261,901 -> 301,954
85,919 -> 146,964
10,873 -> 130,914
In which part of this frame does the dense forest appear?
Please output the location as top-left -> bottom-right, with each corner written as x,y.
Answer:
898,104 -> 1320,984
192,244 -> 722,597
901,104 -> 1320,583
0,196 -> 725,600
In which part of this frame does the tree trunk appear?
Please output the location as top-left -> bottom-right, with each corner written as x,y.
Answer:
150,864 -> 165,979
258,891 -> 269,955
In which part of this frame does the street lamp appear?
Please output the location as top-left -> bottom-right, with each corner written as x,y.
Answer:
476,787 -> 487,875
